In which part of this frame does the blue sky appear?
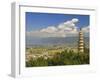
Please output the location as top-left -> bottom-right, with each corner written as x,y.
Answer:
26,12 -> 89,32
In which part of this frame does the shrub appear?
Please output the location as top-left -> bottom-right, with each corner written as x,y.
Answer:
26,48 -> 89,67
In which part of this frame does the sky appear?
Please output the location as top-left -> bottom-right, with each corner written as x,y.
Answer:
26,12 -> 89,32
26,12 -> 89,37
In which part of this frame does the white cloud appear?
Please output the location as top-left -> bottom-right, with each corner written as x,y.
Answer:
26,18 -> 89,37
39,18 -> 79,35
40,26 -> 57,33
58,18 -> 78,32
82,26 -> 89,33
72,18 -> 79,23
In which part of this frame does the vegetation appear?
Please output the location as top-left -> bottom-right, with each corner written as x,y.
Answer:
26,48 -> 89,67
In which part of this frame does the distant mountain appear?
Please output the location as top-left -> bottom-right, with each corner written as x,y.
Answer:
26,37 -> 89,48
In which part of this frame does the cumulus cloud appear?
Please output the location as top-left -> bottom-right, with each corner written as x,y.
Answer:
26,18 -> 89,37
82,26 -> 89,33
57,18 -> 78,33
72,18 -> 79,23
40,26 -> 57,33
40,18 -> 79,34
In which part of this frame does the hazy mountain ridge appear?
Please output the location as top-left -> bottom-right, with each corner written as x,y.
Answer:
26,37 -> 89,48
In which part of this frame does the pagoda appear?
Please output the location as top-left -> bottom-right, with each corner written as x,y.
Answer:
78,28 -> 84,53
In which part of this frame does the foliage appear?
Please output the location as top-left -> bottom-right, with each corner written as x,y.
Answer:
26,48 -> 89,67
